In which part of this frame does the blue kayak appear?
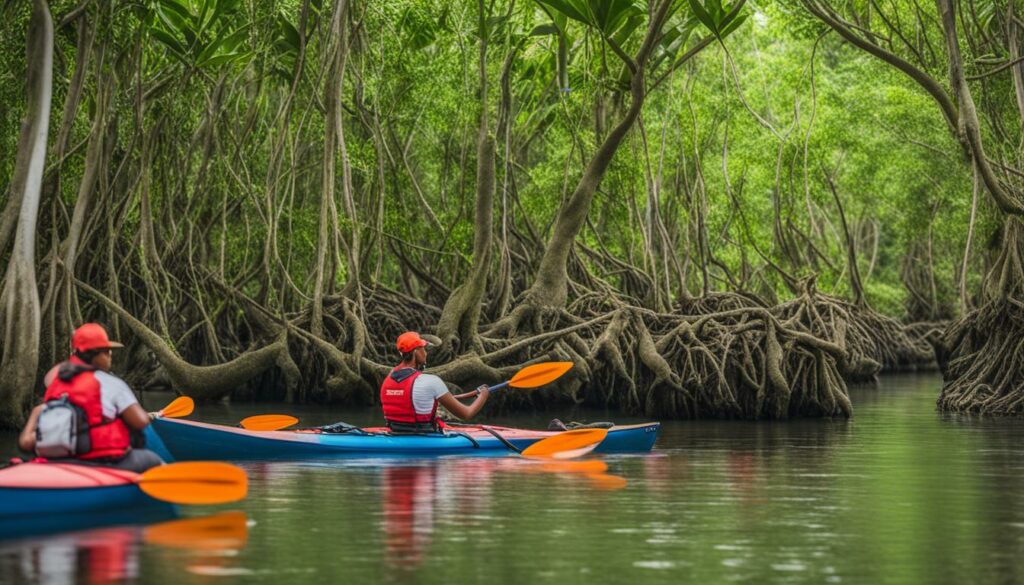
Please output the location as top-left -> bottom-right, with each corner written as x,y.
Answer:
0,463 -> 173,519
145,418 -> 660,461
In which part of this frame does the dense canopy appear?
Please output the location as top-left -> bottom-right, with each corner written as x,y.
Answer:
0,0 -> 1021,427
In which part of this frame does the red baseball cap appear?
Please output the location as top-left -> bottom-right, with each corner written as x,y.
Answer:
396,331 -> 430,353
72,323 -> 123,352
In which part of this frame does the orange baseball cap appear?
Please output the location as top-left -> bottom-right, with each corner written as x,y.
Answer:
396,331 -> 430,353
72,323 -> 124,352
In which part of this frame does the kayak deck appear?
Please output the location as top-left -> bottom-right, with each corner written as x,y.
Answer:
0,463 -> 169,518
146,418 -> 659,462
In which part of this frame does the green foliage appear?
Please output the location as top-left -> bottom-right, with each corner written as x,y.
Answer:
0,0 -> 996,325
145,0 -> 253,68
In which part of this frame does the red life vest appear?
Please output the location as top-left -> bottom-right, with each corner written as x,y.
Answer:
380,368 -> 439,429
42,356 -> 131,460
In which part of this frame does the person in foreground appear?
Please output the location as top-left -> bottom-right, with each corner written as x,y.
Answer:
381,331 -> 490,433
18,323 -> 165,472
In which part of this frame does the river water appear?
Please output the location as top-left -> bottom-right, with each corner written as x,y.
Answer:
2,374 -> 1024,584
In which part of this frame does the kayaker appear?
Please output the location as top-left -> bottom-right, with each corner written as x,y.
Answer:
17,323 -> 165,472
380,331 -> 490,433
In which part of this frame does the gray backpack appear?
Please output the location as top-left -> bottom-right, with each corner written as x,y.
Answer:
35,394 -> 91,458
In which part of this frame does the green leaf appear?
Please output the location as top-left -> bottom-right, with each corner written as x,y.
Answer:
687,0 -> 716,32
156,4 -> 188,34
159,0 -> 193,22
537,0 -> 591,27
197,0 -> 211,31
199,50 -> 251,68
438,5 -> 451,31
218,25 -> 250,54
206,0 -> 241,32
150,26 -> 187,56
706,0 -> 723,21
530,23 -> 559,36
278,14 -> 300,52
609,12 -> 644,46
718,12 -> 748,38
591,0 -> 642,36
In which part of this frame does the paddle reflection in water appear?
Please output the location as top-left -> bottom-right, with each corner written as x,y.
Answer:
378,456 -> 627,570
0,511 -> 248,584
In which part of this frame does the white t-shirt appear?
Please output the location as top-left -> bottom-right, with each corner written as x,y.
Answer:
93,371 -> 139,420
412,373 -> 450,415
43,365 -> 139,420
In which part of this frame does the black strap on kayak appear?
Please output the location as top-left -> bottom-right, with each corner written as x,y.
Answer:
318,421 -> 363,434
300,421 -> 379,436
478,426 -> 521,454
446,431 -> 480,449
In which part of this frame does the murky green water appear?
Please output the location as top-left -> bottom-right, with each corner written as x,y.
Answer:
3,374 -> 1024,584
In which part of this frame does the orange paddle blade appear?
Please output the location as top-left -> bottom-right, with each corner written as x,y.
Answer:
508,362 -> 574,389
137,462 -> 248,505
587,473 -> 628,490
144,511 -> 249,550
521,429 -> 608,459
534,460 -> 609,474
240,414 -> 298,431
159,396 -> 194,418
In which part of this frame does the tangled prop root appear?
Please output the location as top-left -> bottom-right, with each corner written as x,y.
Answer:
673,291 -> 767,316
772,278 -> 932,382
937,217 -> 1024,413
936,298 -> 1024,413
369,284 -> 856,419
508,301 -> 854,419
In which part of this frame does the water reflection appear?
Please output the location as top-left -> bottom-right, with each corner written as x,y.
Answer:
12,375 -> 1024,584
377,457 -> 626,570
0,511 -> 248,584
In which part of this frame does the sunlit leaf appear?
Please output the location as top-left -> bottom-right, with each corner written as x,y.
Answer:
198,50 -> 251,68
688,0 -> 715,32
150,26 -> 187,56
719,12 -> 748,38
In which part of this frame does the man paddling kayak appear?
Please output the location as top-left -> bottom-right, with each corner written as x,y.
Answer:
381,332 -> 490,433
17,323 -> 165,472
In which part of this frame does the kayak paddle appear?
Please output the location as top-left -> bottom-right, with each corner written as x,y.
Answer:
489,361 -> 574,393
136,461 -> 248,505
158,396 -> 194,418
157,397 -> 298,431
240,414 -> 299,431
520,428 -> 608,459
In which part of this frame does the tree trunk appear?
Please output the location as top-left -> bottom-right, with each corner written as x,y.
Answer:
311,0 -> 350,336
520,2 -> 672,310
937,0 -> 1023,215
1008,1 -> 1024,124
0,0 -> 53,428
825,170 -> 867,308
436,0 -> 496,351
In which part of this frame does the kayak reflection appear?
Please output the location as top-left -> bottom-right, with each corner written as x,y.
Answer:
380,457 -> 626,569
0,511 -> 248,584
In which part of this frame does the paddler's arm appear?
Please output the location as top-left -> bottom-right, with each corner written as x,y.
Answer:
437,386 -> 490,420
17,405 -> 43,452
452,385 -> 487,400
120,403 -> 152,431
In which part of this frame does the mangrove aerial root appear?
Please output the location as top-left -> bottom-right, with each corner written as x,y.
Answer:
936,298 -> 1024,413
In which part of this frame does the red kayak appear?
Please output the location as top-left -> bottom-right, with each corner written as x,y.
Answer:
0,463 -> 167,518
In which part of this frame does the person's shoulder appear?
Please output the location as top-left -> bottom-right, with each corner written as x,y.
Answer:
414,373 -> 450,393
415,372 -> 445,386
93,370 -> 132,392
